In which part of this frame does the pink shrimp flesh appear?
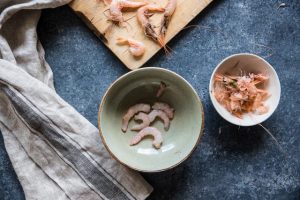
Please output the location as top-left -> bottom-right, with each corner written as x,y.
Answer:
152,102 -> 174,119
156,81 -> 167,98
158,0 -> 177,47
131,112 -> 151,131
108,0 -> 147,24
130,127 -> 163,149
148,110 -> 170,131
116,37 -> 146,57
122,103 -> 151,132
137,4 -> 165,41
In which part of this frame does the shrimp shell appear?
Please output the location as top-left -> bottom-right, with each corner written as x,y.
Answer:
137,4 -> 165,41
122,103 -> 151,132
109,0 -> 147,24
152,102 -> 174,119
130,127 -> 163,149
158,0 -> 177,46
213,73 -> 270,118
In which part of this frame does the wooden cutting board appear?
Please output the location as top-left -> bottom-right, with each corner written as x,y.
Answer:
69,0 -> 213,70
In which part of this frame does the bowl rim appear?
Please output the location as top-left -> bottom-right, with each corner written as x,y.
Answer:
98,67 -> 205,172
209,53 -> 281,126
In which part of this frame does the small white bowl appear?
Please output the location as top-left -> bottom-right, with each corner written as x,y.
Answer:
209,53 -> 281,126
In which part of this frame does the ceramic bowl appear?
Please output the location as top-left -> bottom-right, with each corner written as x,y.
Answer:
98,67 -> 204,172
209,53 -> 281,126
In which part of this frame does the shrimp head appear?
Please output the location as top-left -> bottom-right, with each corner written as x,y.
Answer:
109,0 -> 147,24
137,4 -> 165,41
158,0 -> 177,46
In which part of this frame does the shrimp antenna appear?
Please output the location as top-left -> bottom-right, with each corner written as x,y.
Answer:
158,35 -> 173,56
103,8 -> 110,19
258,123 -> 287,158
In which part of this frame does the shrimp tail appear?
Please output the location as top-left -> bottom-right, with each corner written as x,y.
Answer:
116,37 -> 128,45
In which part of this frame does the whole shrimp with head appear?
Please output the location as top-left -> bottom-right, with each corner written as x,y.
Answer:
108,0 -> 147,25
116,37 -> 146,57
158,0 -> 177,47
137,4 -> 165,41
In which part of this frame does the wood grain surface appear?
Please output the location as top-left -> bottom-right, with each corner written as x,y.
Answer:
69,0 -> 213,70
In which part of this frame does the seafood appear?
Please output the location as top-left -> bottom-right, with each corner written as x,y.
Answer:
108,0 -> 147,24
137,4 -> 165,41
148,110 -> 170,130
116,37 -> 146,57
156,81 -> 167,98
130,127 -> 163,149
131,112 -> 151,131
152,102 -> 174,119
132,109 -> 170,131
213,73 -> 269,118
158,0 -> 177,46
102,0 -> 112,5
122,103 -> 151,132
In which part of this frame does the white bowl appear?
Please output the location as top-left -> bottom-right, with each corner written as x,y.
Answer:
209,53 -> 281,126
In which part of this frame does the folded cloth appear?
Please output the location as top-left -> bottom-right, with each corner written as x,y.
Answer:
0,1 -> 153,200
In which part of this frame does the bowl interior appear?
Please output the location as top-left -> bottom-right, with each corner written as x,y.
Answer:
99,68 -> 204,172
209,54 -> 281,126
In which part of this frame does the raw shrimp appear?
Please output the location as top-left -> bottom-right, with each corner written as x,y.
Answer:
122,103 -> 151,132
130,127 -> 163,149
148,110 -> 170,130
116,37 -> 146,57
131,112 -> 151,131
156,81 -> 167,98
137,4 -> 165,41
108,0 -> 147,24
152,102 -> 174,119
158,0 -> 177,47
132,109 -> 170,131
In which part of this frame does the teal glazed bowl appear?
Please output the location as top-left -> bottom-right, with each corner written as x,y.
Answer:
98,67 -> 204,172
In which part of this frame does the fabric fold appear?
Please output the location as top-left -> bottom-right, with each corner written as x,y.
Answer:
0,1 -> 153,199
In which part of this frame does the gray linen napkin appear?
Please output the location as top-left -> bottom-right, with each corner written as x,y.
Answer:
0,1 -> 153,199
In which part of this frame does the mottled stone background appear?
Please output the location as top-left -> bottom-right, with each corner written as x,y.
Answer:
0,0 -> 299,199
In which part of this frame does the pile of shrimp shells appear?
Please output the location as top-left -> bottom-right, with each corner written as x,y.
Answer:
121,82 -> 174,149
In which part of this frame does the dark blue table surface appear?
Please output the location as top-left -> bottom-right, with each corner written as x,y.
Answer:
1,0 -> 300,199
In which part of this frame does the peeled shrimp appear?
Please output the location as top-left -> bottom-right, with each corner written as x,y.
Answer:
152,102 -> 174,119
158,0 -> 177,46
108,0 -> 147,24
130,127 -> 163,149
137,4 -> 165,41
156,81 -> 167,98
122,103 -> 151,132
116,37 -> 145,57
131,112 -> 150,131
132,109 -> 170,131
148,110 -> 170,130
